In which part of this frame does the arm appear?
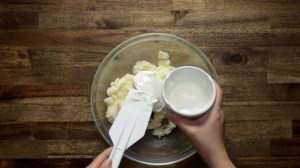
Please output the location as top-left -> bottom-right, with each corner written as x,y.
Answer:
166,82 -> 235,168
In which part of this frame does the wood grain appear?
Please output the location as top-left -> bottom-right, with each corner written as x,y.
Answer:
0,159 -> 91,168
267,64 -> 300,83
0,30 -> 126,48
271,138 -> 300,157
223,101 -> 300,121
233,157 -> 300,168
0,140 -> 47,158
2,157 -> 300,168
173,0 -> 300,10
293,120 -> 300,138
0,122 -> 99,140
0,140 -> 109,159
225,138 -> 270,157
267,47 -> 300,83
0,0 -> 299,167
38,10 -> 271,31
0,97 -> 91,123
225,120 -> 292,139
0,11 -> 39,30
0,85 -> 87,99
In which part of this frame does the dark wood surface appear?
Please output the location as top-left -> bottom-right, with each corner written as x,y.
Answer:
0,0 -> 300,167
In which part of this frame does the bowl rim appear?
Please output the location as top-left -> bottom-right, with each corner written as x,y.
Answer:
90,33 -> 218,165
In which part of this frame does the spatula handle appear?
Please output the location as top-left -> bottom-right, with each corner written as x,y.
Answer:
109,145 -> 125,168
109,113 -> 137,168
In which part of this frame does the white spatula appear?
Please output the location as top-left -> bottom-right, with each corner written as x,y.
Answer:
109,89 -> 154,168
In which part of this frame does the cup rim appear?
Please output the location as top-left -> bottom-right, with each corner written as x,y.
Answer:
162,66 -> 216,118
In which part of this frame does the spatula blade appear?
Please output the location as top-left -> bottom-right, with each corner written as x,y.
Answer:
109,89 -> 153,168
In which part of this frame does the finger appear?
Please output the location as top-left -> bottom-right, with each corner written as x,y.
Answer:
166,111 -> 185,128
166,111 -> 188,126
166,111 -> 179,123
209,81 -> 223,116
100,159 -> 112,168
166,111 -> 192,131
214,81 -> 223,108
87,147 -> 112,168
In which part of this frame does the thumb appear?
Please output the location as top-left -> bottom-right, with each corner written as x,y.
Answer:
100,159 -> 112,168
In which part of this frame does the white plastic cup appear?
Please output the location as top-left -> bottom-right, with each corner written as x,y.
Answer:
162,66 -> 216,118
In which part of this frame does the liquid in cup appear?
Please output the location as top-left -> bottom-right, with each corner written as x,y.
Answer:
162,66 -> 216,118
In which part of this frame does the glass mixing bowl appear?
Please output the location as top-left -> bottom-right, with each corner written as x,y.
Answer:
91,33 -> 218,165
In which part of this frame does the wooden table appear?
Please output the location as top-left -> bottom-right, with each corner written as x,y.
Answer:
0,0 -> 300,167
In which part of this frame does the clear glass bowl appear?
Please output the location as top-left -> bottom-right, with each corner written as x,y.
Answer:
91,33 -> 218,165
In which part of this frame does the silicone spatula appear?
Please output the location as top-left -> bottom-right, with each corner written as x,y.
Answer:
109,89 -> 154,168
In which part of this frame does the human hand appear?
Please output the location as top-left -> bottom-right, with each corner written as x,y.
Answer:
166,82 -> 235,168
86,147 -> 112,168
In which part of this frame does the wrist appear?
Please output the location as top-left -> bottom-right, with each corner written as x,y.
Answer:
205,147 -> 234,168
192,138 -> 235,168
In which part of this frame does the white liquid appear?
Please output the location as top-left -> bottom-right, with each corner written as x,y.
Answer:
168,81 -> 207,115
